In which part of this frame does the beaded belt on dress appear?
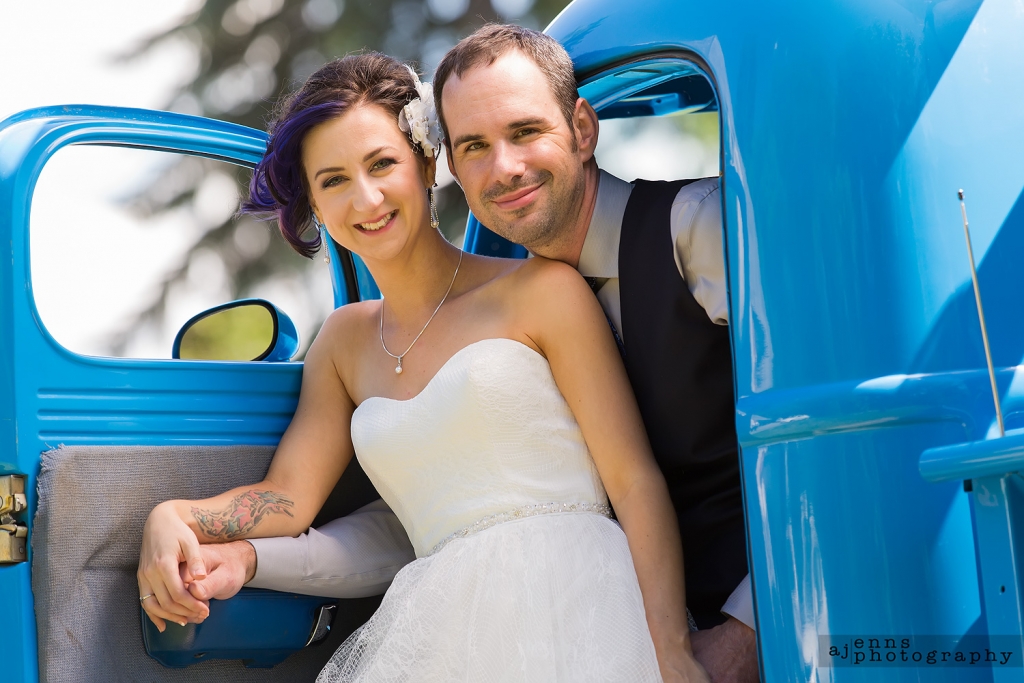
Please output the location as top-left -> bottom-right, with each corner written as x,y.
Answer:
426,501 -> 613,557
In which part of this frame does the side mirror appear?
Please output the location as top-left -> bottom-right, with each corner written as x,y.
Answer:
172,299 -> 299,362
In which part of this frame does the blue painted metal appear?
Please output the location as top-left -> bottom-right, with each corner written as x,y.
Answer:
323,238 -> 350,308
0,106 -> 359,682
545,0 -> 1024,680
969,475 -> 1024,683
350,252 -> 382,301
5,0 -> 1024,678
577,58 -> 716,118
922,434 -> 1024,484
268,303 -> 301,362
142,588 -> 336,668
461,214 -> 529,260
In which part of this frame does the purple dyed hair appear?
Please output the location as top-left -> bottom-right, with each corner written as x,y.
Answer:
241,53 -> 422,258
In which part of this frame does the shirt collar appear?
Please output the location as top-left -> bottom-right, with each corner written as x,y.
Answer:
577,169 -> 633,278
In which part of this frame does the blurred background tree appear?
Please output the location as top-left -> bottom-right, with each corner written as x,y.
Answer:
108,0 -> 570,354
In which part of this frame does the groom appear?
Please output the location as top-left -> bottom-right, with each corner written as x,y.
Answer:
185,25 -> 758,683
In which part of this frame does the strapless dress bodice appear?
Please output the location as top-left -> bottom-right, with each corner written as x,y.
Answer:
323,338 -> 662,682
351,338 -> 609,558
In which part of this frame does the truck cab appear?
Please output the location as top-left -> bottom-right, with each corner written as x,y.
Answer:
4,0 -> 1024,681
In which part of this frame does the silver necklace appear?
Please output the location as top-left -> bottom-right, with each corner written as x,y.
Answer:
380,250 -> 463,375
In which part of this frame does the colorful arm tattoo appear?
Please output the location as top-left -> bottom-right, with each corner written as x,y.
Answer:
191,489 -> 295,540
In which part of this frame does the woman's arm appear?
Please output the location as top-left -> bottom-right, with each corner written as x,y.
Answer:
138,311 -> 358,631
519,259 -> 709,683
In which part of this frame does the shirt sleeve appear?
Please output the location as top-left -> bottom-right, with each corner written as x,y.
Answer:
670,177 -> 728,325
720,573 -> 756,631
247,498 -> 415,598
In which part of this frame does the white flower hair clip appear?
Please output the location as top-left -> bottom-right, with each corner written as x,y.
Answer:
398,66 -> 442,158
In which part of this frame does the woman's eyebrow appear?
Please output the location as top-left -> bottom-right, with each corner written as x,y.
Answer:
314,166 -> 344,179
363,145 -> 395,161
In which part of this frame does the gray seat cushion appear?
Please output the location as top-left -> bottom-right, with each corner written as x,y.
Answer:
32,445 -> 377,683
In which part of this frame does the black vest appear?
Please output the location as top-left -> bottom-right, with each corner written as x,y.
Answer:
618,179 -> 747,629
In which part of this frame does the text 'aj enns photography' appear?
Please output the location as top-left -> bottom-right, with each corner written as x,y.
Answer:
820,636 -> 1022,668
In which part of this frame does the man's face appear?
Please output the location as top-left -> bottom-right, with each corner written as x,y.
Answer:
442,51 -> 588,253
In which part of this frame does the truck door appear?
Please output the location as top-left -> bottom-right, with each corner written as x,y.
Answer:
0,105 -> 382,682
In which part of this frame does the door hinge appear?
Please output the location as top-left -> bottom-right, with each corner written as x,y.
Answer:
0,475 -> 27,564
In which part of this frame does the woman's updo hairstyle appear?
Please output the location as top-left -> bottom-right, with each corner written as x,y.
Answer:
242,53 -> 421,258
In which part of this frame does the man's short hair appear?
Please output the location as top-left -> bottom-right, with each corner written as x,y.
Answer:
433,23 -> 580,143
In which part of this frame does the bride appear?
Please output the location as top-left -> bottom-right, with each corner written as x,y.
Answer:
137,53 -> 708,683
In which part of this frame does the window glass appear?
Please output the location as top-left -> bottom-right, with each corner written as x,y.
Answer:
30,145 -> 334,359
595,110 -> 719,182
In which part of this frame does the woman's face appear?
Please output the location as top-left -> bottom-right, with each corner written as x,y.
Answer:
302,102 -> 436,262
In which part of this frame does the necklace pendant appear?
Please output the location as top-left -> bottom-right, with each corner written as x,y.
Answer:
378,251 -> 463,380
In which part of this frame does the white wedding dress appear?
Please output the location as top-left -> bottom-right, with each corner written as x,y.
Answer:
317,338 -> 663,682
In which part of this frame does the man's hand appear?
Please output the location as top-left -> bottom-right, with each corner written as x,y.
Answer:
179,541 -> 257,616
689,617 -> 760,683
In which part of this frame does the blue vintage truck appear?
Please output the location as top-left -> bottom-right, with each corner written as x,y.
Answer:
2,0 -> 1023,680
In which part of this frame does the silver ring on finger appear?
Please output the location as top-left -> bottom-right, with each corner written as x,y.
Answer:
140,594 -> 155,604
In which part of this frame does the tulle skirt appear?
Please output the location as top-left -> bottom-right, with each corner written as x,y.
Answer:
316,511 -> 663,682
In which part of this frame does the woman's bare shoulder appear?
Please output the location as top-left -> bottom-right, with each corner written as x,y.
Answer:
477,256 -> 595,340
321,298 -> 379,335
507,255 -> 590,300
308,299 -> 379,363
464,253 -> 583,293
462,252 -> 529,280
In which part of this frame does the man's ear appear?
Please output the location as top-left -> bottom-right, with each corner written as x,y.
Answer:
445,145 -> 462,189
573,98 -> 600,161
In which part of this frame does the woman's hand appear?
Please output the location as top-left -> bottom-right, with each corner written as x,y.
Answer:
661,645 -> 712,683
134,316 -> 360,631
137,501 -> 211,631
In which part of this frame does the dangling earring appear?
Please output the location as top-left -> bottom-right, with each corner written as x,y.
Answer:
312,212 -> 330,264
320,226 -> 331,264
429,184 -> 440,230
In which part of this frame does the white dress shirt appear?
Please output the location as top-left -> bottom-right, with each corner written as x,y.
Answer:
250,169 -> 755,632
248,499 -> 415,597
577,170 -> 728,335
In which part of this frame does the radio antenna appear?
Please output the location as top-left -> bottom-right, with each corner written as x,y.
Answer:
959,189 -> 1005,437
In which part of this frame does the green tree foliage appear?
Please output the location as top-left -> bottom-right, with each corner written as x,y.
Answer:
115,0 -> 569,352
